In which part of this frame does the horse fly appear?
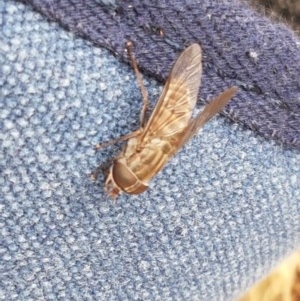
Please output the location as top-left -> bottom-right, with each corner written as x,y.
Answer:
92,42 -> 238,198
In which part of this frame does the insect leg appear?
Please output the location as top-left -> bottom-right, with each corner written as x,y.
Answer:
126,41 -> 149,127
95,129 -> 141,150
92,129 -> 141,181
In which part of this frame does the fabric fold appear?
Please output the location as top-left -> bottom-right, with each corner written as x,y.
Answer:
22,0 -> 300,148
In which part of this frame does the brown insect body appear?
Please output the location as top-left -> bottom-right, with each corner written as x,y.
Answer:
106,130 -> 183,197
96,43 -> 238,198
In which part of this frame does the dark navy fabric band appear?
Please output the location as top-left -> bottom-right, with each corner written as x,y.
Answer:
22,0 -> 300,148
1,3 -> 300,301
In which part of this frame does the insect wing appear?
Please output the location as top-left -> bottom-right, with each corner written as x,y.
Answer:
178,86 -> 238,147
139,43 -> 202,142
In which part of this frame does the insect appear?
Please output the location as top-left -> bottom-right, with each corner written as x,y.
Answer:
92,42 -> 238,198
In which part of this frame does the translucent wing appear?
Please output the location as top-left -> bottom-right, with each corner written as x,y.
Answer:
177,86 -> 238,148
139,43 -> 202,142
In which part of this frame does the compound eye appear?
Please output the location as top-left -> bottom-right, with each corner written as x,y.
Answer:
112,160 -> 148,195
112,160 -> 137,189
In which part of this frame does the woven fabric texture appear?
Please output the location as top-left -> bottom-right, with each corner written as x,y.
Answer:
1,1 -> 300,301
22,0 -> 300,148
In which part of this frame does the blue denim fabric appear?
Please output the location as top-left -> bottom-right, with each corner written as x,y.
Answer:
0,2 -> 299,301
